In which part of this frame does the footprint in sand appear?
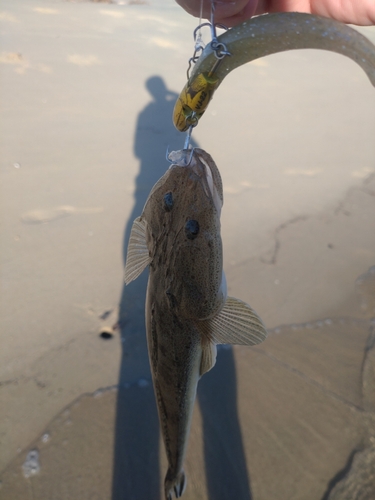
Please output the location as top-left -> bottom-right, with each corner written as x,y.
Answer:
21,206 -> 103,224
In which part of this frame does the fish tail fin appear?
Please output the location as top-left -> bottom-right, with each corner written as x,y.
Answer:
164,469 -> 186,499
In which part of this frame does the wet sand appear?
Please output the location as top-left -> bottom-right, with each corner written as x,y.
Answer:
1,1 -> 375,499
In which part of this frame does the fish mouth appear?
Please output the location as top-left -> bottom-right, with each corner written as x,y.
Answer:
167,148 -> 223,214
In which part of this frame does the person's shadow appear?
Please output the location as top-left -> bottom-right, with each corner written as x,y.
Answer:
112,75 -> 252,500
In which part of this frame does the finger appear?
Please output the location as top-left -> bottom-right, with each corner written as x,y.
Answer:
175,0 -> 259,26
308,0 -> 375,25
259,0 -> 375,25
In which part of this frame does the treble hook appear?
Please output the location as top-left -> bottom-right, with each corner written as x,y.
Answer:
187,22 -> 209,79
186,15 -> 230,78
193,22 -> 211,43
166,122 -> 196,166
166,145 -> 195,167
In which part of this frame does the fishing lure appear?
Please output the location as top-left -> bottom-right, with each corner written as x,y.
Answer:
174,19 -> 231,133
173,70 -> 220,132
174,3 -> 231,133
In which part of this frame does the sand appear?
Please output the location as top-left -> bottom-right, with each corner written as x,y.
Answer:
0,0 -> 375,499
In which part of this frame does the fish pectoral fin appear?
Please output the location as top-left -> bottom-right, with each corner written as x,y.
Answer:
124,216 -> 151,284
200,341 -> 217,376
210,296 -> 267,346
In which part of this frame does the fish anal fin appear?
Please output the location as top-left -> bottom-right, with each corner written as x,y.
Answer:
124,216 -> 151,284
199,341 -> 217,376
208,296 -> 268,346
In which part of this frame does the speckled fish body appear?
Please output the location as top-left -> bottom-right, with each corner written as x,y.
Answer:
124,149 -> 267,499
143,149 -> 224,498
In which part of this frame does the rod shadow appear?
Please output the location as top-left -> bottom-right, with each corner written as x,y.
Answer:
112,75 -> 252,500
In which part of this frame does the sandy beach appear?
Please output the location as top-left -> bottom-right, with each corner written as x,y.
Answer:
1,1 -> 375,499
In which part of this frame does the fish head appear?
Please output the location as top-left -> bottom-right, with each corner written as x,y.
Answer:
143,148 -> 226,320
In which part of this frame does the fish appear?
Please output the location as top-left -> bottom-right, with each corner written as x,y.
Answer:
173,12 -> 375,131
124,148 -> 267,499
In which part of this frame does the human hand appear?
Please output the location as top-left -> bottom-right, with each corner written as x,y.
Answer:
175,0 -> 375,27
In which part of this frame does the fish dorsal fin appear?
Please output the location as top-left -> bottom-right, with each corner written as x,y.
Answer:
201,296 -> 267,346
124,216 -> 151,284
200,342 -> 217,376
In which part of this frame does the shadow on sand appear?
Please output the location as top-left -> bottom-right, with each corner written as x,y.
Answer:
112,76 -> 252,500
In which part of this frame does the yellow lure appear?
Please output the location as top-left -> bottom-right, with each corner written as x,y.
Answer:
173,72 -> 219,132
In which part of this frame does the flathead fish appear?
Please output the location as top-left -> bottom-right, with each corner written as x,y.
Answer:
124,148 -> 267,499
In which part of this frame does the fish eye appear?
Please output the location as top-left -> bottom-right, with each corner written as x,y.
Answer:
185,219 -> 200,239
163,192 -> 173,211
